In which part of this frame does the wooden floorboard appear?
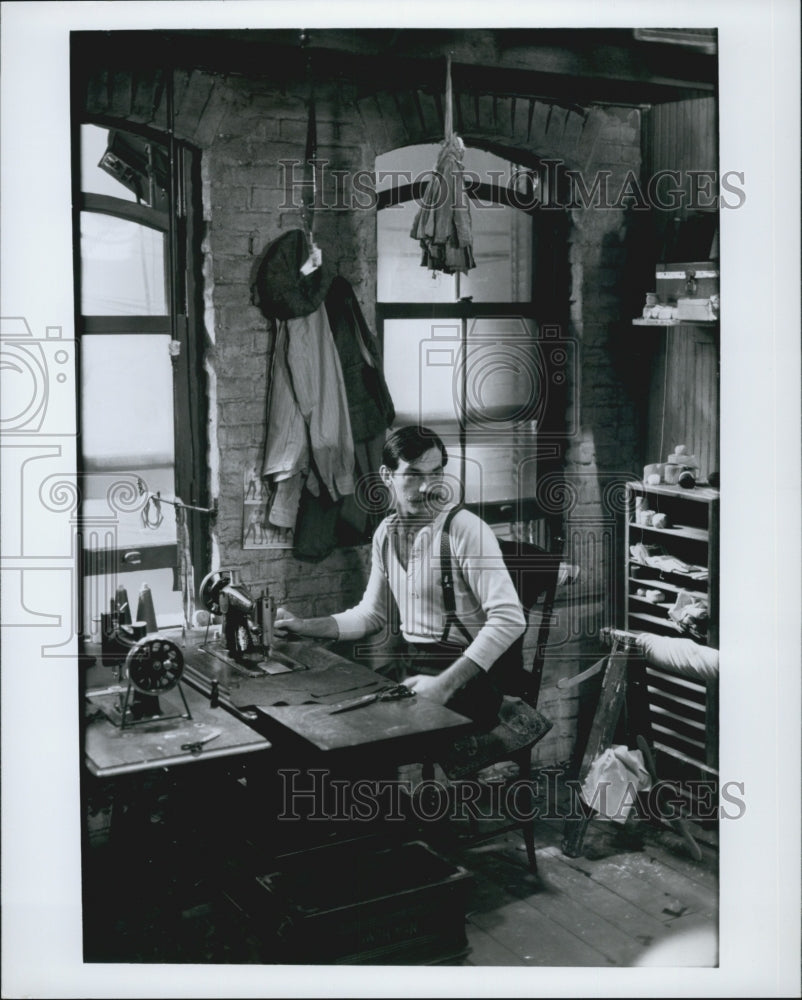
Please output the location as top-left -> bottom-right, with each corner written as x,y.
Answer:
533,847 -> 671,958
439,813 -> 718,968
468,896 -> 612,966
461,923 -> 528,967
548,846 -> 716,923
638,828 -> 720,892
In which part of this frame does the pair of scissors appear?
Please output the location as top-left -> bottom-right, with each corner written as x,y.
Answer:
329,684 -> 415,715
181,730 -> 221,754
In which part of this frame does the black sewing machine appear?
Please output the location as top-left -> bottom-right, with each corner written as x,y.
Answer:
198,570 -> 275,670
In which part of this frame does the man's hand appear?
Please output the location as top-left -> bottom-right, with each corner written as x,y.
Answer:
273,606 -> 305,637
273,608 -> 338,640
402,673 -> 451,705
402,654 -> 482,706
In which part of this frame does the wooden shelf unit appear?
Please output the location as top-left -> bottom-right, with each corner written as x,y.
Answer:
624,481 -> 720,775
625,482 -> 719,647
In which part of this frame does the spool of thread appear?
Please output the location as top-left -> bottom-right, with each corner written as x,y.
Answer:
136,582 -> 159,634
130,621 -> 148,641
668,445 -> 699,476
117,621 -> 147,647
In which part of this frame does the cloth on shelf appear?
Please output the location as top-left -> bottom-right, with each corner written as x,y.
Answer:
635,632 -> 719,682
629,542 -> 708,581
667,590 -> 710,642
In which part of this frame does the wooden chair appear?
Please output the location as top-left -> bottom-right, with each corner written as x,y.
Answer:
420,535 -> 563,873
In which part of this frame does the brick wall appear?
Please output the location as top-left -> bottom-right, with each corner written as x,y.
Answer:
204,77 -> 380,615
81,63 -> 647,767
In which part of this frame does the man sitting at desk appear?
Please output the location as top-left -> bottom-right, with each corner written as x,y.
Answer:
274,425 -> 526,730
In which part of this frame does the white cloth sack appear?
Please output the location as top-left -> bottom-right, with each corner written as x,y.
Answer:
580,745 -> 652,823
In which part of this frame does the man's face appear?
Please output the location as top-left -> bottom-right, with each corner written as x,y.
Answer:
381,446 -> 446,522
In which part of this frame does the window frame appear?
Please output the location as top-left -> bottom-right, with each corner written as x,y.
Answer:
74,121 -> 209,626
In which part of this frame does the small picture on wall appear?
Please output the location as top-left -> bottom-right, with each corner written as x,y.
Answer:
242,463 -> 293,549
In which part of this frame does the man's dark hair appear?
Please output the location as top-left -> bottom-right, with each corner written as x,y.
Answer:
382,425 -> 448,471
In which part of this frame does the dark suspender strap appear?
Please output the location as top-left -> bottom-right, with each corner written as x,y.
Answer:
439,507 -> 474,646
379,515 -> 399,592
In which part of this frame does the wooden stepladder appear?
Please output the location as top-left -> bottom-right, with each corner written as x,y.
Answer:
560,628 -> 701,860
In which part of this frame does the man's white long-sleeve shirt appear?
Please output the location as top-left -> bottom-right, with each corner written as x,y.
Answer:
332,506 -> 526,671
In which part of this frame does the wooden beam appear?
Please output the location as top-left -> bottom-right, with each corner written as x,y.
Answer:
72,28 -> 717,107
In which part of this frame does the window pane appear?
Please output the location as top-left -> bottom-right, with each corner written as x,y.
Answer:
375,143 -> 441,194
459,203 -> 532,302
81,334 -> 175,468
81,464 -> 177,549
384,317 -> 539,504
81,211 -> 167,315
464,430 -> 538,504
383,319 -> 462,425
463,317 -> 540,425
378,146 -> 540,510
82,567 -> 184,640
377,201 -> 457,303
384,316 -> 539,427
81,464 -> 181,636
80,333 -> 181,634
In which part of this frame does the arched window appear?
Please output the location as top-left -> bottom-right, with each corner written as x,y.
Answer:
376,144 -> 563,526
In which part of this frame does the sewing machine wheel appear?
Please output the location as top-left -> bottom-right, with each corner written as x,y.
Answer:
125,636 -> 184,694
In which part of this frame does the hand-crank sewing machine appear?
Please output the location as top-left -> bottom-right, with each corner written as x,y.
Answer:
92,568 -> 281,728
96,614 -> 191,729
197,569 -> 276,666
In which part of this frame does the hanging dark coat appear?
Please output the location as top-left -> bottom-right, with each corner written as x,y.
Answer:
292,278 -> 395,560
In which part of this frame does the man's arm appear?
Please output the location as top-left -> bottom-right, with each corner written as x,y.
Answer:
273,523 -> 392,643
449,511 -> 526,670
273,607 -> 339,640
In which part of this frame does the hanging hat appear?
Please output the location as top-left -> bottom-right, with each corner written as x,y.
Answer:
253,228 -> 329,320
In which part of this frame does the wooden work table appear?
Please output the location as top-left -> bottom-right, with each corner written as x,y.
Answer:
181,630 -> 474,768
83,626 -> 474,774
82,653 -> 270,778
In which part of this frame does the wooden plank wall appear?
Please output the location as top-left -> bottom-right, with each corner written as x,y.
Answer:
642,97 -> 719,258
640,97 -> 720,483
645,323 -> 720,483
